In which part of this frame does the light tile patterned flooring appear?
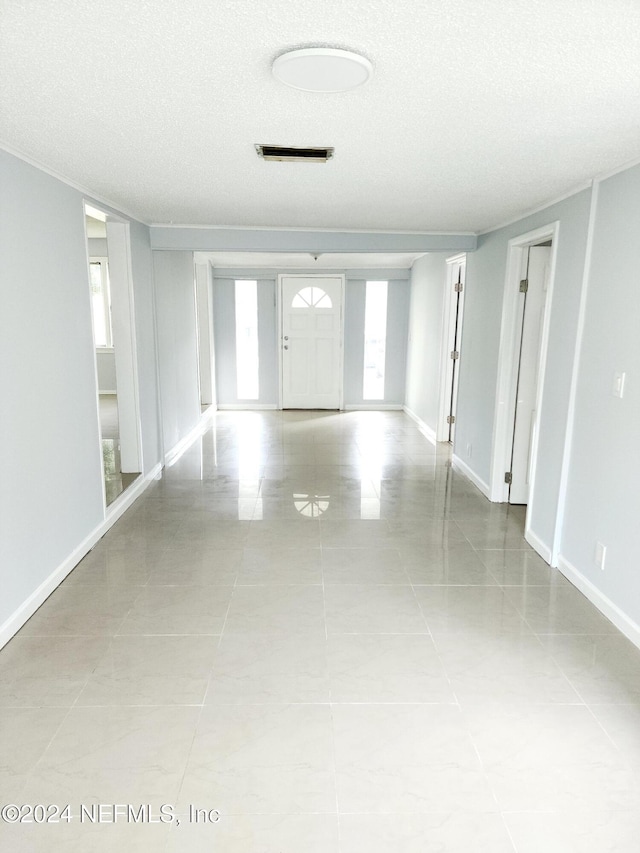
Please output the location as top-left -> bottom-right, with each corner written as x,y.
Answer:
2,411 -> 640,851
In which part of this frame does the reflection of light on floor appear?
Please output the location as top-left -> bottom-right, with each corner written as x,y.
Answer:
102,439 -> 138,506
238,481 -> 262,498
238,450 -> 263,479
237,499 -> 256,520
360,498 -> 381,519
360,462 -> 384,484
361,476 -> 381,519
210,420 -> 219,467
294,494 -> 330,518
237,414 -> 266,478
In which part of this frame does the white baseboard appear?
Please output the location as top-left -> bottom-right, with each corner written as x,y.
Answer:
106,462 -> 162,523
216,403 -> 278,411
525,525 -> 552,564
402,406 -> 437,446
164,407 -> 215,466
451,453 -> 491,499
345,404 -> 404,411
0,461 -> 163,651
558,555 -> 640,652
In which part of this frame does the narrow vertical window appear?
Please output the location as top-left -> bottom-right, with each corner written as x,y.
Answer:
235,279 -> 259,400
363,280 -> 388,400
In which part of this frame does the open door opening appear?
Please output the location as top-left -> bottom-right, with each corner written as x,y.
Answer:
490,224 -> 557,562
85,203 -> 142,507
507,242 -> 552,505
437,254 -> 466,443
194,260 -> 216,412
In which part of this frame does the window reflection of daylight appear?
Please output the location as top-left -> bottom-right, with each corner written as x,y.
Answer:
237,499 -> 255,521
361,475 -> 381,519
237,414 -> 265,479
294,494 -> 330,518
210,423 -> 219,467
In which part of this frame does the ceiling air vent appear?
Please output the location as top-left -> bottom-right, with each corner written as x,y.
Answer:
255,144 -> 334,163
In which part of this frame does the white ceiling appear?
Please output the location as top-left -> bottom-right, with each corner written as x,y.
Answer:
193,251 -> 424,269
2,1 -> 640,233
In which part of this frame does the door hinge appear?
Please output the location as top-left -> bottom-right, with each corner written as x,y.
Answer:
454,282 -> 463,293
450,350 -> 459,360
504,471 -> 512,484
519,279 -> 529,293
447,415 -> 455,425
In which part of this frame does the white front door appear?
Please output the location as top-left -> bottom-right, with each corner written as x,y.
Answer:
509,245 -> 551,504
280,275 -> 343,409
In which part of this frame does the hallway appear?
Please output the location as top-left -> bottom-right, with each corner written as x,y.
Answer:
2,411 -> 640,851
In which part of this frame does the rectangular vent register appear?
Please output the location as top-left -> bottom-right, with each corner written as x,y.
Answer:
255,144 -> 334,162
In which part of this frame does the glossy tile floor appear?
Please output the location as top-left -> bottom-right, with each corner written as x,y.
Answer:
99,395 -> 139,506
3,411 -> 640,851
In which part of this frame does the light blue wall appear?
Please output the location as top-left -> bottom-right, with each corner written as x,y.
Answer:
96,350 -> 117,392
344,278 -> 410,407
152,226 -> 476,253
130,218 -> 163,470
153,251 -> 201,453
88,237 -> 108,256
0,149 -> 160,636
213,277 -> 278,407
343,280 -> 366,405
457,189 -> 592,551
560,165 -> 640,625
404,253 -> 449,430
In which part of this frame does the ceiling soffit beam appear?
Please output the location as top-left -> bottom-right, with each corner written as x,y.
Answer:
149,227 -> 477,253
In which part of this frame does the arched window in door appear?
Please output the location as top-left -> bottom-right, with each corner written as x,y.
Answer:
291,286 -> 332,308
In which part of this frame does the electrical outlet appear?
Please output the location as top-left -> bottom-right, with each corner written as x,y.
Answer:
612,372 -> 626,398
594,541 -> 607,571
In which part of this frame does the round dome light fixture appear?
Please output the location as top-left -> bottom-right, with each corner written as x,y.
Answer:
272,48 -> 373,93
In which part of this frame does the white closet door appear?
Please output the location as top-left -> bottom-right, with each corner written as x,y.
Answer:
510,246 -> 550,504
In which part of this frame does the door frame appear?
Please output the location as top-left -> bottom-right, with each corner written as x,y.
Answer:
489,223 -> 559,526
84,202 -> 143,510
194,259 -> 216,408
277,273 -> 346,410
437,253 -> 466,442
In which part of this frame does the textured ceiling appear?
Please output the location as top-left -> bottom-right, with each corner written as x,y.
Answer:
2,1 -> 640,232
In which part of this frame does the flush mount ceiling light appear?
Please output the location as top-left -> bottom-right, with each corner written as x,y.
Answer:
272,48 -> 373,93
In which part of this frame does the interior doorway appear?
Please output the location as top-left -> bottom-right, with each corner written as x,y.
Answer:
437,254 -> 466,442
85,203 -> 142,507
490,222 -> 558,553
278,274 -> 345,409
194,260 -> 216,411
508,243 -> 551,504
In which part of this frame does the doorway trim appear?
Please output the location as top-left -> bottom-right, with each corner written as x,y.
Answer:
489,222 -> 559,532
437,253 -> 466,442
194,259 -> 217,409
277,273 -> 346,410
85,202 -> 143,509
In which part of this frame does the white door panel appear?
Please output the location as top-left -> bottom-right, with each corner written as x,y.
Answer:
281,275 -> 343,409
509,246 -> 550,504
